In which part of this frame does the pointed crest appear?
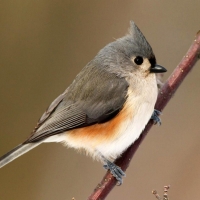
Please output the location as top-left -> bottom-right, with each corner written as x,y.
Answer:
127,21 -> 154,59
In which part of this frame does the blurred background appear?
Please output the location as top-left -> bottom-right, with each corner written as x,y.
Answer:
0,1 -> 200,199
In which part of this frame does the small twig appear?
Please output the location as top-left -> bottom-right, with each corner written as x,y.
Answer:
152,190 -> 161,200
163,185 -> 170,200
88,30 -> 200,200
152,185 -> 170,200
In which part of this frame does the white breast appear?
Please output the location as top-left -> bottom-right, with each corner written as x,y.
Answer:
96,73 -> 158,161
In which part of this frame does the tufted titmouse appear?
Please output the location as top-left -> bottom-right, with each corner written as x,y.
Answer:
0,21 -> 166,184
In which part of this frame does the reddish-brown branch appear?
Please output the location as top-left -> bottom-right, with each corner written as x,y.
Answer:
88,31 -> 200,200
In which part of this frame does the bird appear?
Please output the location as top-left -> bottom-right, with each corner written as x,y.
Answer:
0,21 -> 166,184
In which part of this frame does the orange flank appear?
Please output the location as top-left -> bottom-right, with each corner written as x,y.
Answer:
66,100 -> 134,148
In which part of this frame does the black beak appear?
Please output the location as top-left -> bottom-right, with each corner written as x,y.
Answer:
150,64 -> 167,73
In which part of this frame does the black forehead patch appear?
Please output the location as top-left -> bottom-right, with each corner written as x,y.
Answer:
149,56 -> 156,66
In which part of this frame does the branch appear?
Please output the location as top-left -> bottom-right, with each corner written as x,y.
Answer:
88,30 -> 200,200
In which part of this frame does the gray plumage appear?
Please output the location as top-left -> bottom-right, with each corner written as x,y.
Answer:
26,66 -> 129,142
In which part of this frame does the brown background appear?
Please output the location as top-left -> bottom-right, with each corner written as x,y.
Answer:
0,1 -> 200,200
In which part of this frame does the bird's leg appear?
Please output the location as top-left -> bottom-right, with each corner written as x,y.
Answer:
101,156 -> 126,185
151,109 -> 161,125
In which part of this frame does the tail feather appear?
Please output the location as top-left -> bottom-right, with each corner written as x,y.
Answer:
0,142 -> 42,168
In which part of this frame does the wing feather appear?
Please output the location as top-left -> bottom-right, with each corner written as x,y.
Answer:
26,63 -> 129,143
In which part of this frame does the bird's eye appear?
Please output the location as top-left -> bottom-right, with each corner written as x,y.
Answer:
134,56 -> 143,65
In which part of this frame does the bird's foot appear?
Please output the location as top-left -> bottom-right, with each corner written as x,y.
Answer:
151,109 -> 161,125
103,160 -> 125,185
